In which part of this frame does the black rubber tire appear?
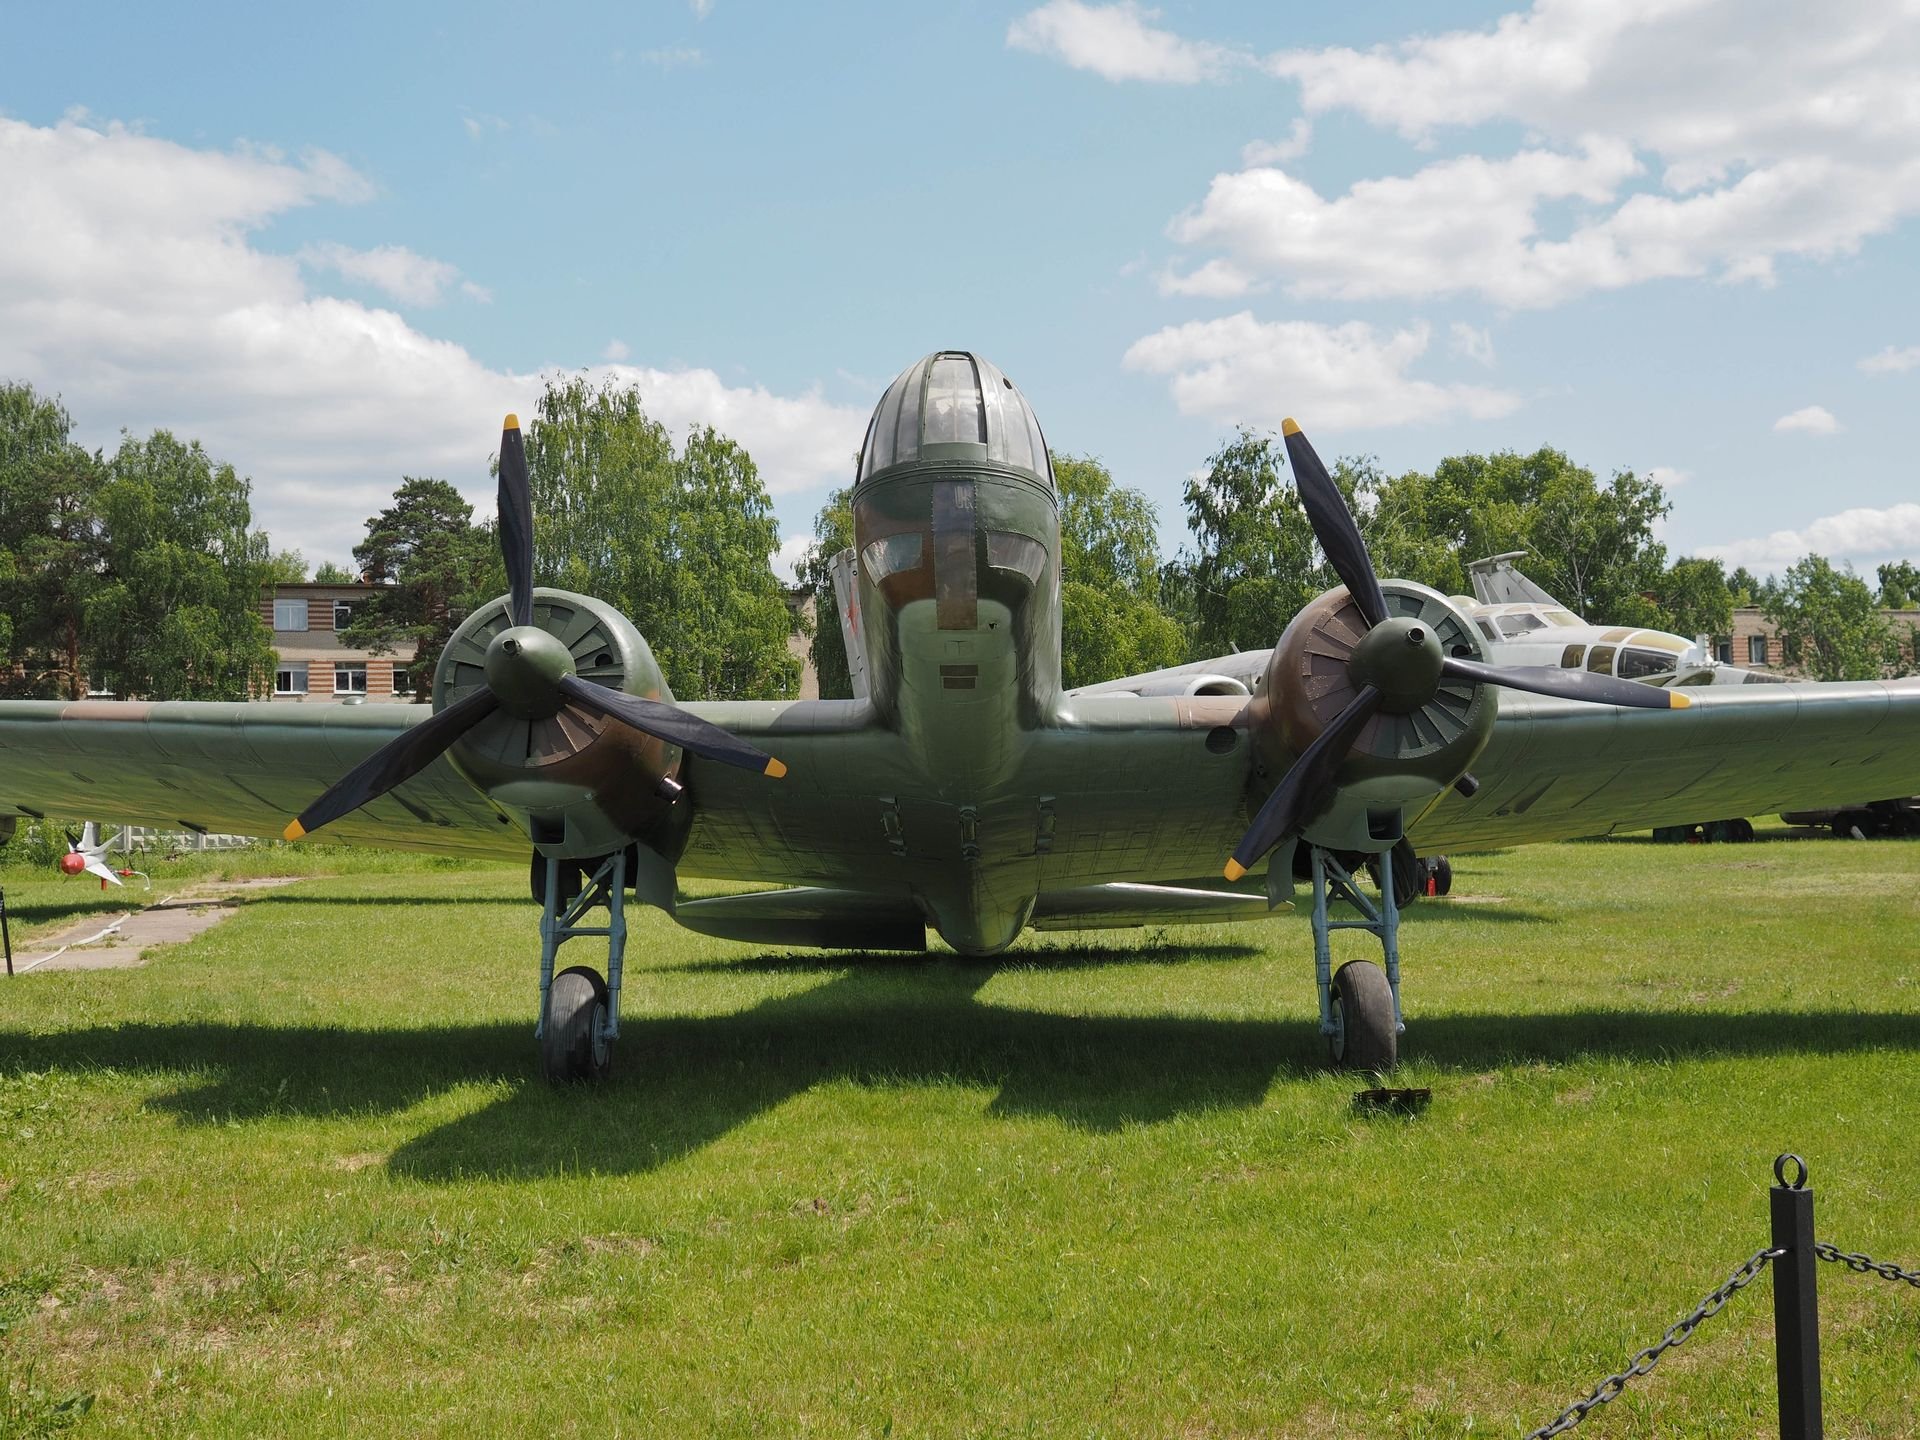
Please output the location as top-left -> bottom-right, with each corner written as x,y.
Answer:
541,965 -> 612,1084
1430,855 -> 1453,896
1329,960 -> 1397,1072
1730,818 -> 1755,843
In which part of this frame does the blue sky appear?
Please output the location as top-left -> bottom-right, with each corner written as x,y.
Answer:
3,1 -> 1917,585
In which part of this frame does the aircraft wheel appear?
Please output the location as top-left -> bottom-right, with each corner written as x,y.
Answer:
1730,818 -> 1755,843
1429,855 -> 1453,896
542,965 -> 612,1084
1329,960 -> 1397,1072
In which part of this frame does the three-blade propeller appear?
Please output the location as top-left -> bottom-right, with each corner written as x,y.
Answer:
284,415 -> 786,842
1222,418 -> 1688,882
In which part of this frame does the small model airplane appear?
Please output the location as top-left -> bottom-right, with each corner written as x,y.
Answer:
58,822 -> 146,890
1,351 -> 1916,1083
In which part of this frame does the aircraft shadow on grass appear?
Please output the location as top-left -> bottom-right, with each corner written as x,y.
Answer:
4,952 -> 1918,1184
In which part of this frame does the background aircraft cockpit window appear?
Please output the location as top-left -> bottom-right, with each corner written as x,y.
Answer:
986,531 -> 1047,583
1496,613 -> 1548,638
1586,645 -> 1617,674
861,533 -> 923,583
923,355 -> 986,445
1475,618 -> 1499,642
1544,609 -> 1582,627
1617,647 -> 1677,680
1560,644 -> 1585,668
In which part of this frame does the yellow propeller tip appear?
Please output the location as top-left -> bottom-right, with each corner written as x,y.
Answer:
764,757 -> 788,778
282,820 -> 307,842
503,412 -> 520,431
1669,690 -> 1692,709
1223,859 -> 1247,882
1280,417 -> 1301,437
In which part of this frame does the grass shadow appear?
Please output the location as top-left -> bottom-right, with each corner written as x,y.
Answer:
5,979 -> 1919,1184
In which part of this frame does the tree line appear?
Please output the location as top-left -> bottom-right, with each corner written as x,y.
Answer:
3,375 -> 1912,704
801,430 -> 1917,690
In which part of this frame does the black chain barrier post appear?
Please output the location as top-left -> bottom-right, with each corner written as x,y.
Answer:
1770,1153 -> 1822,1440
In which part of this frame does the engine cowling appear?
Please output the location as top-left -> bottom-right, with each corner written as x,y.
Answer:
1254,579 -> 1496,850
434,588 -> 686,859
1128,673 -> 1251,699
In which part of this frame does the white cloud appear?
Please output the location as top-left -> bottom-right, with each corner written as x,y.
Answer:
298,242 -> 484,307
1646,465 -> 1690,489
1157,257 -> 1261,298
691,0 -> 714,16
1165,141 -> 1658,307
1146,1 -> 1920,309
1121,314 -> 1520,429
1007,1 -> 1240,83
1239,119 -> 1311,167
1704,502 -> 1920,573
771,533 -> 813,585
0,114 -> 866,564
1773,405 -> 1840,435
460,112 -> 508,142
1448,322 -> 1496,367
1859,344 -> 1920,373
603,339 -> 632,361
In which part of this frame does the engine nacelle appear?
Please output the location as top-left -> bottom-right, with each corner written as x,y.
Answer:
1254,580 -> 1497,851
1128,673 -> 1251,699
434,588 -> 688,860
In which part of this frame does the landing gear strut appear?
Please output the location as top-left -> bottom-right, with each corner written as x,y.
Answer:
536,849 -> 629,1083
1308,844 -> 1403,1071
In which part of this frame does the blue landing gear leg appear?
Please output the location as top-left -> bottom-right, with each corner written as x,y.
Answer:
1308,845 -> 1404,1072
535,849 -> 629,1084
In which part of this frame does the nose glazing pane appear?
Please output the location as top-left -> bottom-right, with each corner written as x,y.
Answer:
923,355 -> 986,445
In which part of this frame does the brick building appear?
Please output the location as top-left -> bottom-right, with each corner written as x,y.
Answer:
1712,606 -> 1920,676
261,582 -> 418,703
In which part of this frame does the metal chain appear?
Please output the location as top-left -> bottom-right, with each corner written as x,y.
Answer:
1522,1248 -> 1783,1439
1815,1242 -> 1920,1289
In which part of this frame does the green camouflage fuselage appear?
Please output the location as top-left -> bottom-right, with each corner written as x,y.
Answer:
851,454 -> 1063,952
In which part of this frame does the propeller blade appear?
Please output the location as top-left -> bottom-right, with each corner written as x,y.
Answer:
1283,418 -> 1388,630
498,414 -> 534,628
284,686 -> 502,840
1442,656 -> 1692,711
557,674 -> 787,778
1224,684 -> 1382,881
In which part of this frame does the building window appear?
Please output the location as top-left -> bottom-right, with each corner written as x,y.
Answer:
273,598 -> 308,632
275,662 -> 309,695
334,663 -> 368,695
332,600 -> 357,630
391,664 -> 415,695
1716,640 -> 1733,664
1748,635 -> 1769,665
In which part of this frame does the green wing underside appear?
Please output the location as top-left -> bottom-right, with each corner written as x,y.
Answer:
0,681 -> 1916,885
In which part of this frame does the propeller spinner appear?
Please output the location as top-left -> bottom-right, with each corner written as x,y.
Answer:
284,415 -> 786,843
1222,418 -> 1687,882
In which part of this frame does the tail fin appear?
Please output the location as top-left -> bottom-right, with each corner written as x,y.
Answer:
827,548 -> 869,701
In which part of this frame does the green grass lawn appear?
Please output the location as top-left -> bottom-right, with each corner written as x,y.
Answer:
2,833 -> 1917,1437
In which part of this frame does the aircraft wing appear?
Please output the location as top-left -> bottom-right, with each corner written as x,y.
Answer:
1,679 -> 1916,892
1409,678 -> 1920,851
0,700 -> 526,859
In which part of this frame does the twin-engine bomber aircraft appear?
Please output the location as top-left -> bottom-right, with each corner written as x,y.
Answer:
3,351 -> 1916,1081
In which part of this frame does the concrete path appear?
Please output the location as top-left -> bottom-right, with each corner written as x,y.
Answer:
8,876 -> 302,974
